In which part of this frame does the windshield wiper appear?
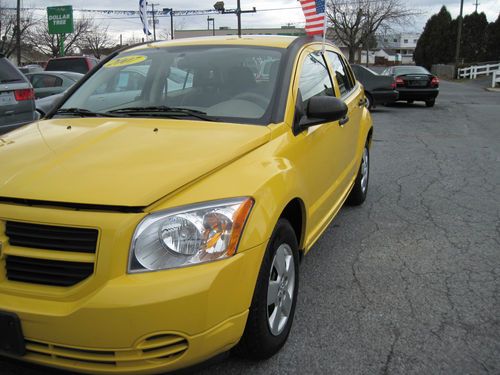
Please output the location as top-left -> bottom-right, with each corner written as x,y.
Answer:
54,108 -> 120,117
108,106 -> 215,121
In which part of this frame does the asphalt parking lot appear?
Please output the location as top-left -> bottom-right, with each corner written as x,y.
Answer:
2,79 -> 499,374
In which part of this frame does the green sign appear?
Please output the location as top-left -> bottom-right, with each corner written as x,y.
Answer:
47,6 -> 74,35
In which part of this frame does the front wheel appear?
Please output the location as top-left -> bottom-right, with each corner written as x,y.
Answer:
347,144 -> 369,206
234,219 -> 299,359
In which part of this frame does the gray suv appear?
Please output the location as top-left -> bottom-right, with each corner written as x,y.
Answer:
0,55 -> 37,135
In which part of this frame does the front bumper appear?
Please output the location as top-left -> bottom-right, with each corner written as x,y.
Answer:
0,203 -> 266,374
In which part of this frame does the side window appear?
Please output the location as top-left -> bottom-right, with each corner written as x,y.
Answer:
31,74 -> 63,88
326,51 -> 354,96
298,51 -> 333,107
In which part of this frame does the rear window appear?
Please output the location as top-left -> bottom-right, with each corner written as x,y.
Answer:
46,58 -> 89,74
0,58 -> 24,83
393,66 -> 430,75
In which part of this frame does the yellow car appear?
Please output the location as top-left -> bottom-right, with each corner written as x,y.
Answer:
0,36 -> 372,374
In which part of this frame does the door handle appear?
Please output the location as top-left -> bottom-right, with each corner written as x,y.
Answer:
338,116 -> 349,127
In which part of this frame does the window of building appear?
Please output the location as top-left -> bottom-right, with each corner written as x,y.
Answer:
404,39 -> 408,43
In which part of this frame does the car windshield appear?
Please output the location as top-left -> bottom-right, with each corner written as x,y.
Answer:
393,66 -> 430,75
60,46 -> 283,124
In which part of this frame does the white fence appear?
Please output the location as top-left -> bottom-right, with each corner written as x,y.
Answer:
457,63 -> 500,79
493,71 -> 500,88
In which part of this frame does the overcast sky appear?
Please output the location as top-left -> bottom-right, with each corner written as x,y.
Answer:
6,0 -> 500,43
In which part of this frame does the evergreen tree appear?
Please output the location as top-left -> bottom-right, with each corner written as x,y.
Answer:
485,13 -> 500,61
414,6 -> 455,69
460,12 -> 489,62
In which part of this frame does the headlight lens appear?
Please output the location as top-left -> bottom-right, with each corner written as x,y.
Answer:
128,197 -> 254,273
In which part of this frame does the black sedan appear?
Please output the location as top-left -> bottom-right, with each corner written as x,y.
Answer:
351,64 -> 398,110
382,65 -> 439,107
25,71 -> 83,99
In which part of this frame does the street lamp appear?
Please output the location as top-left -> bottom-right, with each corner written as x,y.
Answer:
213,1 -> 256,38
207,17 -> 215,36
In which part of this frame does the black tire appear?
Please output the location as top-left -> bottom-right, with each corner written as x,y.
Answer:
425,99 -> 435,107
234,218 -> 299,359
365,93 -> 373,110
346,144 -> 369,206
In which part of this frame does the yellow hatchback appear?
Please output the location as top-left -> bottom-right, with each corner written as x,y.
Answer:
0,36 -> 372,374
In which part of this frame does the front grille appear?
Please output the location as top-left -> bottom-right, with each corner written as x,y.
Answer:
4,221 -> 98,287
6,256 -> 94,286
24,334 -> 189,370
5,221 -> 98,253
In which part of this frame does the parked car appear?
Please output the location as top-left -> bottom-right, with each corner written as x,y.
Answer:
0,36 -> 372,374
0,54 -> 37,134
18,64 -> 44,74
45,56 -> 99,74
351,64 -> 398,109
25,71 -> 84,99
382,65 -> 439,107
35,92 -> 65,117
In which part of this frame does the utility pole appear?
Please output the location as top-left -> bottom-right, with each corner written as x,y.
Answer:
213,1 -> 256,37
16,0 -> 21,65
473,0 -> 479,12
454,0 -> 464,72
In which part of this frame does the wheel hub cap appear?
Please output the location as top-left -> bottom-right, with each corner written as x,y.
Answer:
267,244 -> 295,336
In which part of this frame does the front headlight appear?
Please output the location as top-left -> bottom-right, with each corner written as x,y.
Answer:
128,197 -> 254,273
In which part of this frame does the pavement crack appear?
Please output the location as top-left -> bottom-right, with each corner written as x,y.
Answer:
380,328 -> 400,375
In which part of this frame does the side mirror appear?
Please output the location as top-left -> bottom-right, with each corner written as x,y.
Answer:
295,96 -> 348,133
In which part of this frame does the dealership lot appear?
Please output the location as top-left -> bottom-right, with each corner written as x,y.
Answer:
2,79 -> 499,374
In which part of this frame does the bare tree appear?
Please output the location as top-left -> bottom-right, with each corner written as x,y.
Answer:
0,2 -> 36,58
79,23 -> 114,58
25,15 -> 94,57
327,0 -> 417,62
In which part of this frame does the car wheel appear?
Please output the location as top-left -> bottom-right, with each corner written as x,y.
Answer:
365,93 -> 373,110
347,144 -> 369,206
234,218 -> 299,359
425,99 -> 435,107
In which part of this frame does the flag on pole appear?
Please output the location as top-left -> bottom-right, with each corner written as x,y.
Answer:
300,0 -> 326,36
139,0 -> 151,36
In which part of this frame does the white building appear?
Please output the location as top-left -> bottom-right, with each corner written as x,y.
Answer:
377,33 -> 420,61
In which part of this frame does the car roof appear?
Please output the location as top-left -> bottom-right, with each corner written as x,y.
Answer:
125,35 -> 344,58
48,56 -> 95,60
126,35 -> 298,52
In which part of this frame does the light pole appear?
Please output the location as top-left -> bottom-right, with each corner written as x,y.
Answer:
163,8 -> 174,39
207,17 -> 215,36
213,1 -> 256,38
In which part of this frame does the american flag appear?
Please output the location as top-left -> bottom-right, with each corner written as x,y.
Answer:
300,0 -> 326,36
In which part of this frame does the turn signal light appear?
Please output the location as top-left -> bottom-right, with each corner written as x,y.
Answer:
14,88 -> 35,101
395,77 -> 404,87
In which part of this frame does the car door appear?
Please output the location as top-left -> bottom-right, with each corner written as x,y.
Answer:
286,47 -> 352,246
324,51 -> 365,184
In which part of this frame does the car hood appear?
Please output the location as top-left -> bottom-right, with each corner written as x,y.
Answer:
0,118 -> 271,207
